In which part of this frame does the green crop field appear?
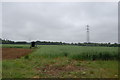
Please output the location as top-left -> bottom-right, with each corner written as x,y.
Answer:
2,44 -> 118,78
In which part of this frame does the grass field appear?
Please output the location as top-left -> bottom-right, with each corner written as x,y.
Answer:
2,44 -> 118,78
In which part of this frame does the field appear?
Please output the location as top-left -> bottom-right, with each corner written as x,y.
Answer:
2,48 -> 32,59
1,44 -> 118,78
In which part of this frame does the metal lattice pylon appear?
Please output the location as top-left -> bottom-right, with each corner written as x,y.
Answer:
86,25 -> 90,43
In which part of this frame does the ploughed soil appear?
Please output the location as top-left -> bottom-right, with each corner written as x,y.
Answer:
1,48 -> 32,60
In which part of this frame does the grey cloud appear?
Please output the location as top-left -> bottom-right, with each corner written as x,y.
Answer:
2,2 -> 118,43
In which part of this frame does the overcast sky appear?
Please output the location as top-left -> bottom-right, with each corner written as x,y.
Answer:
2,2 -> 118,43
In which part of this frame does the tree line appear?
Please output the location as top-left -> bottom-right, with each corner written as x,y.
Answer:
0,38 -> 119,47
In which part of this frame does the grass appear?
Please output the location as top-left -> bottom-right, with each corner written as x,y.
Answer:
2,59 -> 37,78
2,44 -> 119,78
2,57 -> 118,78
1,44 -> 30,48
31,45 -> 118,60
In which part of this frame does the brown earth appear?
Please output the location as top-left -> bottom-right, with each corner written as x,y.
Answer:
36,63 -> 87,78
40,65 -> 83,75
1,48 -> 32,60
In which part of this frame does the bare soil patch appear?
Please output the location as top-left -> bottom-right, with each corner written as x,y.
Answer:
1,48 -> 32,60
37,64 -> 87,77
